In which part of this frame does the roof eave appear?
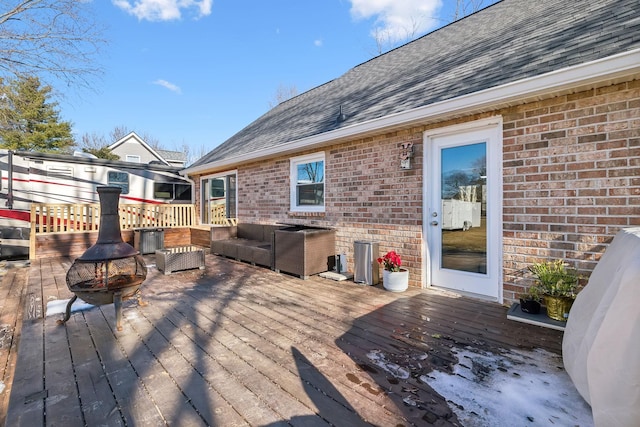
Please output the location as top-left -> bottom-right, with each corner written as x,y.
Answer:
182,48 -> 640,177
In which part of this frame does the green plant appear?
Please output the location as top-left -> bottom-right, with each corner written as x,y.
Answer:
520,284 -> 542,302
528,259 -> 580,298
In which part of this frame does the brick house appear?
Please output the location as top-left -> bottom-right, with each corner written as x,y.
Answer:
183,0 -> 640,305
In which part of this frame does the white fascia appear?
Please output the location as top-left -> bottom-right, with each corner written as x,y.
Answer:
183,48 -> 640,176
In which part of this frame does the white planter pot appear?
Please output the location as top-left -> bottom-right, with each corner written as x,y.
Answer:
383,268 -> 409,292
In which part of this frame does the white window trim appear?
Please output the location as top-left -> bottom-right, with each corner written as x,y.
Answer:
200,170 -> 237,224
126,155 -> 141,163
290,152 -> 325,213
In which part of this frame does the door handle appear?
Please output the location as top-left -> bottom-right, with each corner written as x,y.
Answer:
431,221 -> 439,226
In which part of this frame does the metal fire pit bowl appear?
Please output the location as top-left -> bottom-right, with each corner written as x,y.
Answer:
61,186 -> 148,331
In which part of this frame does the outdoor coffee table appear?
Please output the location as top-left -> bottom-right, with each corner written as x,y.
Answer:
155,245 -> 206,275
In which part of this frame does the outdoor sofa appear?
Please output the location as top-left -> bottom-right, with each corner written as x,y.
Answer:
210,223 -> 336,278
210,223 -> 283,268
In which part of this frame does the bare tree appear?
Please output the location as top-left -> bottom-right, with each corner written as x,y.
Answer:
0,0 -> 106,90
187,143 -> 211,166
450,0 -> 488,22
80,132 -> 108,150
78,132 -> 119,160
268,84 -> 298,108
370,1 -> 489,56
109,126 -> 130,142
141,132 -> 161,149
370,17 -> 422,56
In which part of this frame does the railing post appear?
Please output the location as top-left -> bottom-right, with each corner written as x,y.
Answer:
29,204 -> 37,260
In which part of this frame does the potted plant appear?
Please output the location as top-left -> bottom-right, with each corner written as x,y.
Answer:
377,250 -> 409,292
519,285 -> 542,314
528,259 -> 580,321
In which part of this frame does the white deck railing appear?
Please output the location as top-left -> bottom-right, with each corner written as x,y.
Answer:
30,203 -> 197,234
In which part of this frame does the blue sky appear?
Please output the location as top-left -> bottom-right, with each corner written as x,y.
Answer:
60,0 -> 496,163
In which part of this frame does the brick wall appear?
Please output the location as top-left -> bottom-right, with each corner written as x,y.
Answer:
191,77 -> 639,303
501,79 -> 640,302
204,131 -> 427,287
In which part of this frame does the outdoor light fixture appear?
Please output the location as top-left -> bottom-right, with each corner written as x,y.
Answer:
400,142 -> 415,169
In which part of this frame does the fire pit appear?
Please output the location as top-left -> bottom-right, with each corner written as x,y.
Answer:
61,186 -> 147,331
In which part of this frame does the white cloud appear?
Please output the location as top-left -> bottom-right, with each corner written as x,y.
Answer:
153,79 -> 182,94
113,0 -> 213,22
349,0 -> 442,43
314,39 -> 323,47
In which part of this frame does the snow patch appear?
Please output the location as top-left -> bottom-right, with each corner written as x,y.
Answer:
421,347 -> 594,427
366,349 -> 410,379
46,298 -> 95,317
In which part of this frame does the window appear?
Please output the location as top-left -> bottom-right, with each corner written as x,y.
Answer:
201,172 -> 237,224
153,183 -> 193,201
107,171 -> 129,194
153,183 -> 172,199
174,184 -> 192,201
290,152 -> 325,212
125,155 -> 141,163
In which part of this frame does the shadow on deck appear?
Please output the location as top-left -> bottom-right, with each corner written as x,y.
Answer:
0,254 -> 587,426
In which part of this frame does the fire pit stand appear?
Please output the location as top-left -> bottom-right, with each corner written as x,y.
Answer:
60,186 -> 148,331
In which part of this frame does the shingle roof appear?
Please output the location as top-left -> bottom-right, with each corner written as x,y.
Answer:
157,149 -> 186,162
192,0 -> 640,168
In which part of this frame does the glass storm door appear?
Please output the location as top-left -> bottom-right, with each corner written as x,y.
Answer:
201,173 -> 236,224
427,124 -> 501,301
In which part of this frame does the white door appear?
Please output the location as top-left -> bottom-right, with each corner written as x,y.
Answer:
425,121 -> 502,301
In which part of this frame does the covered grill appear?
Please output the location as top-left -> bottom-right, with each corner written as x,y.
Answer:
61,186 -> 147,331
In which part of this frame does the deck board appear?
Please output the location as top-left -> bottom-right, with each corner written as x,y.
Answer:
43,314 -> 85,426
4,319 -> 45,427
66,313 -> 124,426
2,255 -> 567,426
84,306 -> 167,425
158,297 -> 380,426
0,266 -> 27,427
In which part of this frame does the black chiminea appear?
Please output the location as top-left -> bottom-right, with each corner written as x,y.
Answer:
61,186 -> 147,331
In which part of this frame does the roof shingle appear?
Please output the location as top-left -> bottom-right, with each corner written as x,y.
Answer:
193,0 -> 640,167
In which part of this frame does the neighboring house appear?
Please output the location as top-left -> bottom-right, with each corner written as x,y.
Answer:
183,0 -> 640,305
109,131 -> 187,168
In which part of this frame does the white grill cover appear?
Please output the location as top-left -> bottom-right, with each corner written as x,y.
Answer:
563,227 -> 640,427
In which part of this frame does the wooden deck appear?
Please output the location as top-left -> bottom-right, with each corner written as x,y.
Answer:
0,255 -> 565,426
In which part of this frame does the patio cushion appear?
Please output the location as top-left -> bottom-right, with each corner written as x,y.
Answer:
237,242 -> 272,267
210,223 -> 284,268
237,223 -> 266,241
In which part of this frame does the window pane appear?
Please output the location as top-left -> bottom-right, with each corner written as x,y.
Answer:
210,178 -> 225,198
296,161 -> 324,184
153,183 -> 172,199
440,142 -> 487,274
227,175 -> 237,217
202,174 -> 236,224
297,183 -> 324,206
174,184 -> 192,201
201,179 -> 210,223
294,159 -> 324,208
107,171 -> 129,194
